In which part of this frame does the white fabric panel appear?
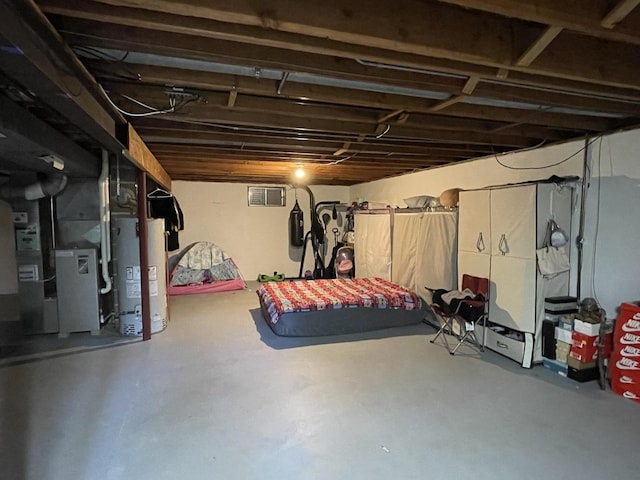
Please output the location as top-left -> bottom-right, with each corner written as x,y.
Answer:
490,255 -> 537,333
354,213 -> 391,280
458,190 -> 490,254
490,186 -> 536,259
391,213 -> 422,288
416,213 -> 458,297
457,251 -> 491,288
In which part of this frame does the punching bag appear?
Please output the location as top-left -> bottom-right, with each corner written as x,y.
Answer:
289,200 -> 304,247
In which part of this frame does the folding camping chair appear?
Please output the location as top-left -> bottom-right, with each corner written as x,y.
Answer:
428,274 -> 489,355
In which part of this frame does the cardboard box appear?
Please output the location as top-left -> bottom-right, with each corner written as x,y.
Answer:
574,319 -> 601,336
555,340 -> 570,362
544,296 -> 578,313
614,303 -> 640,338
616,332 -> 640,347
567,366 -> 599,383
610,365 -> 640,402
610,365 -> 640,387
569,348 -> 597,363
567,356 -> 596,370
570,331 -> 599,362
555,327 -> 572,344
558,318 -> 574,331
572,330 -> 598,348
542,319 -> 556,359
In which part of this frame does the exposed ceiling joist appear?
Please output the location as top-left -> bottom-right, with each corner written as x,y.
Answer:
0,0 -> 634,185
516,26 -> 564,67
601,0 -> 640,29
81,0 -> 640,90
438,0 -> 640,44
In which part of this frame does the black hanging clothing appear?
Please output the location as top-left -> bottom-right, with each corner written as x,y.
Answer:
148,191 -> 184,251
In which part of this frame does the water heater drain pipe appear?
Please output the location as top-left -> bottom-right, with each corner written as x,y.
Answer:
99,149 -> 112,294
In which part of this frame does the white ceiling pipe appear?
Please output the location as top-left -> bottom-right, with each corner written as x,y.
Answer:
99,149 -> 112,295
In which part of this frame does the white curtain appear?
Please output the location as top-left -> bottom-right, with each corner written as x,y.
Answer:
355,211 -> 457,295
415,213 -> 458,300
392,213 -> 422,288
354,213 -> 391,279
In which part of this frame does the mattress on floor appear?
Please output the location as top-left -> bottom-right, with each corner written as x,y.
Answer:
256,277 -> 432,336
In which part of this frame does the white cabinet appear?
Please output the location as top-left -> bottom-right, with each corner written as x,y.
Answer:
458,183 -> 573,368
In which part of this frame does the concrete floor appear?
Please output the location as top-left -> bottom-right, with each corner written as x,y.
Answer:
1,282 -> 639,480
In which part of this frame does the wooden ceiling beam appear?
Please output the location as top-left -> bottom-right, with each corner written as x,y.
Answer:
106,80 -> 573,139
156,153 -> 452,169
62,24 -> 640,113
428,95 -> 467,112
601,0 -> 640,29
150,143 -> 469,159
102,81 -> 564,143
227,87 -> 238,107
152,110 -> 537,147
516,26 -> 564,67
461,76 -> 480,95
135,120 -> 507,151
137,131 -> 502,158
76,0 -> 640,89
50,8 -> 640,103
438,0 -> 640,44
91,63 -> 623,132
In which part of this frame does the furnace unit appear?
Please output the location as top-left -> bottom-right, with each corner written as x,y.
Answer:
55,248 -> 100,336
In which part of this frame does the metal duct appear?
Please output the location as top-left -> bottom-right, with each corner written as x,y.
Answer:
0,173 -> 68,200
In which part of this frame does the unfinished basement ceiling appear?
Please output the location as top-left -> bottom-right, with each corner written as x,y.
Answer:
26,0 -> 640,185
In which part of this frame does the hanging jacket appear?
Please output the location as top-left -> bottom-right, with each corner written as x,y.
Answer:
148,192 -> 184,251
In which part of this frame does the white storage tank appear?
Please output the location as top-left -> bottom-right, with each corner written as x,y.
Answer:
114,217 -> 167,336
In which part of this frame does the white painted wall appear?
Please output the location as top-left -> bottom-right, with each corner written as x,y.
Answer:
171,182 -> 350,280
578,130 -> 640,318
351,138 -> 585,207
351,128 -> 640,318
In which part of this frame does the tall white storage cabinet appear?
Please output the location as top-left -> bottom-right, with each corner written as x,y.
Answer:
458,183 -> 573,368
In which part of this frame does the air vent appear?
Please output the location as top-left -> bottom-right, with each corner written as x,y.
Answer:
248,186 -> 285,207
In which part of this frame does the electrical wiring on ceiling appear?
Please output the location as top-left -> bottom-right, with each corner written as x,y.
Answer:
493,136 -> 602,170
98,84 -> 198,118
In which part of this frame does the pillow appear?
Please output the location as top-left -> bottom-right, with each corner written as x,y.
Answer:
403,195 -> 433,208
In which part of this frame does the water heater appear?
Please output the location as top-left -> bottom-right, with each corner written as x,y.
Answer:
114,218 -> 167,336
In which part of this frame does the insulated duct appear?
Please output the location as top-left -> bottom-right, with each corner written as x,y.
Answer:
0,173 -> 67,200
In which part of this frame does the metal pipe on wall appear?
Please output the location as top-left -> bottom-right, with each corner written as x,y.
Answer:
576,136 -> 591,299
99,149 -> 112,294
136,170 -> 151,341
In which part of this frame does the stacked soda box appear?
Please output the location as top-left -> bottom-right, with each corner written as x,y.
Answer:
610,303 -> 640,403
567,319 -> 601,382
542,296 -> 603,381
542,296 -> 578,377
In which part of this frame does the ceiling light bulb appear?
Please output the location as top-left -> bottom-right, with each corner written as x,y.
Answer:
295,167 -> 305,178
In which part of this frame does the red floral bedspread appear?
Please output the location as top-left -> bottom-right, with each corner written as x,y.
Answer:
257,278 -> 420,325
